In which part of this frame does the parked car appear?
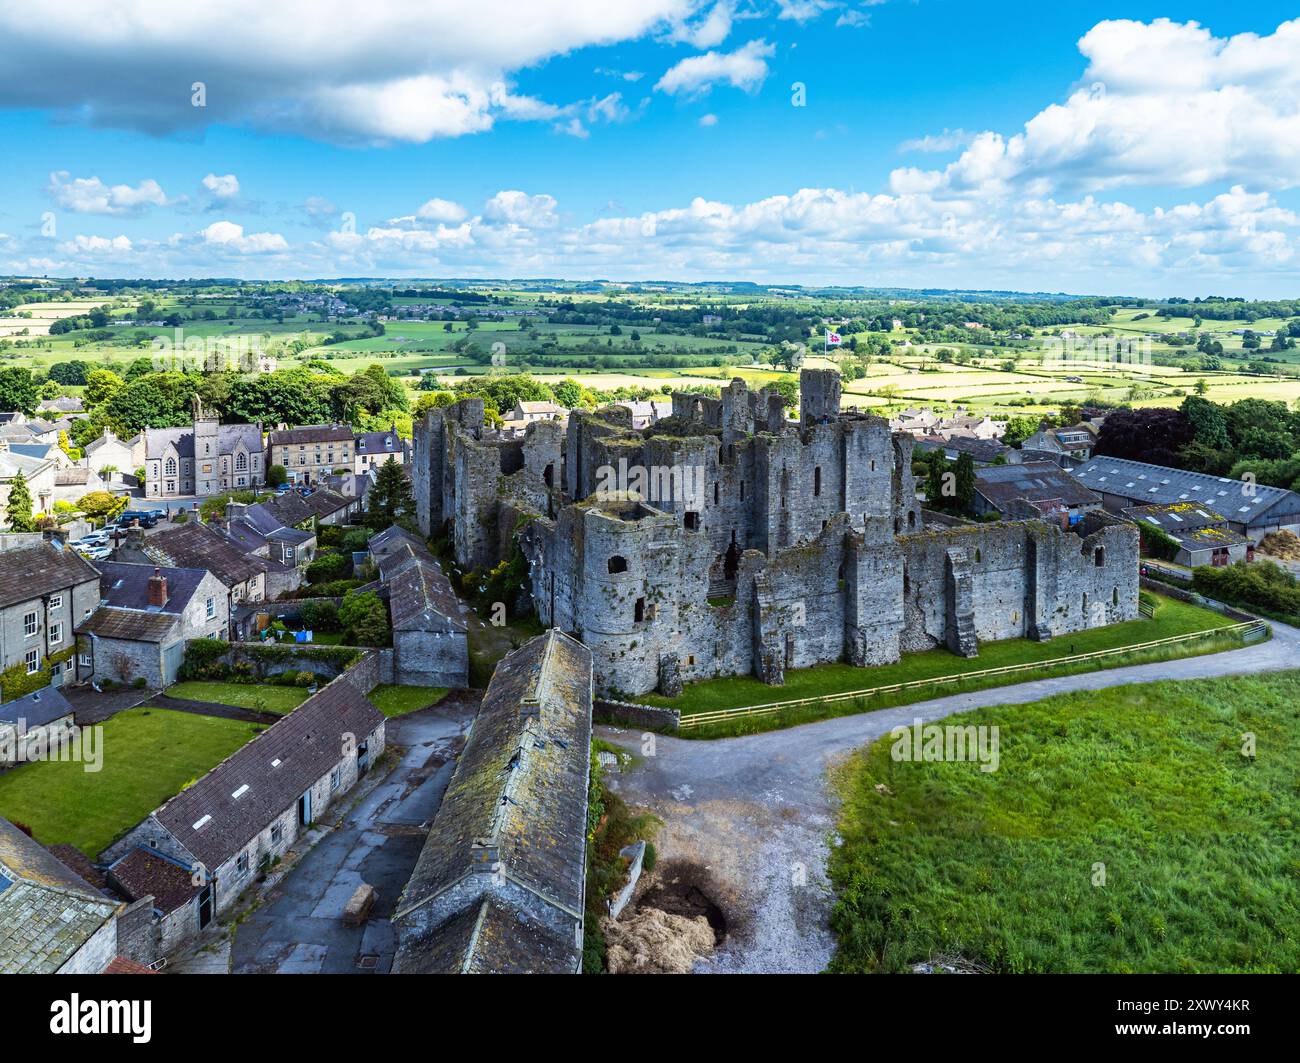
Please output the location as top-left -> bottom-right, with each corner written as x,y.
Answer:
77,544 -> 112,560
71,532 -> 110,548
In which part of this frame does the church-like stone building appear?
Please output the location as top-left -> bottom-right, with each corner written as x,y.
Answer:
413,370 -> 1139,697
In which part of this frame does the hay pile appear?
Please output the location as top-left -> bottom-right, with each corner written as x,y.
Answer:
601,908 -> 716,974
1258,530 -> 1300,560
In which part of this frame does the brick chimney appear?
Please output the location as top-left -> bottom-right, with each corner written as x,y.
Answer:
127,526 -> 146,550
147,567 -> 168,608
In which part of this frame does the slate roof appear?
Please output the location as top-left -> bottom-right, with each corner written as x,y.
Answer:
387,555 -> 467,634
1073,456 -> 1300,527
108,848 -> 200,915
393,630 -> 592,974
0,541 -> 100,609
76,607 -> 180,643
0,447 -> 55,481
150,677 -> 384,870
141,422 -> 262,461
267,423 -> 353,446
1121,502 -> 1250,550
95,561 -> 207,615
974,461 -> 1101,510
0,816 -> 119,974
135,522 -> 267,590
38,396 -> 85,414
913,434 -> 1011,465
0,685 -> 75,728
355,431 -> 403,456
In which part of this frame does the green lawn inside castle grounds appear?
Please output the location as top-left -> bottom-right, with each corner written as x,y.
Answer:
640,593 -> 1247,735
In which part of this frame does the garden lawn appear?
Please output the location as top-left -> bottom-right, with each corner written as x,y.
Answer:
366,684 -> 449,717
166,681 -> 309,715
644,594 -> 1234,717
829,671 -> 1300,973
0,708 -> 263,858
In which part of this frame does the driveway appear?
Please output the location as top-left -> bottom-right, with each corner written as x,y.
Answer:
229,700 -> 475,974
602,619 -> 1300,974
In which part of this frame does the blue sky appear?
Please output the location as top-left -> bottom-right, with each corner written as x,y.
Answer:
2,1 -> 1299,296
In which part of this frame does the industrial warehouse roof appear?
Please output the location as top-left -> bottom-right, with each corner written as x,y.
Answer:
973,461 -> 1101,510
393,630 -> 592,974
149,676 -> 383,871
1074,456 -> 1300,527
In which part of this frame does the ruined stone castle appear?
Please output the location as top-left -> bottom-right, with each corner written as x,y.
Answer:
413,370 -> 1139,697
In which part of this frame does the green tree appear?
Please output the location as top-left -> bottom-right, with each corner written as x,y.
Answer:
338,590 -> 389,646
6,470 -> 36,531
954,452 -> 977,514
0,367 -> 40,415
84,368 -> 125,409
366,456 -> 415,529
267,464 -> 288,487
76,490 -> 127,525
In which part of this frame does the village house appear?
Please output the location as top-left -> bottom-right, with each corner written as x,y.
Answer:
615,398 -> 673,430
1120,501 -> 1252,568
141,406 -> 265,499
0,442 -> 58,517
0,537 -> 100,695
368,526 -> 469,687
0,684 -> 76,768
392,631 -> 592,974
83,428 -> 137,479
76,562 -> 229,688
913,434 -> 1015,467
1072,456 -> 1300,543
102,675 -> 385,947
1019,424 -> 1096,469
0,817 -> 128,974
936,413 -> 1007,441
266,423 -> 355,486
353,428 -> 406,474
111,523 -> 271,638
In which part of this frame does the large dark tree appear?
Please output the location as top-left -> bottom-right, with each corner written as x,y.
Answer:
366,456 -> 415,529
1094,408 -> 1195,467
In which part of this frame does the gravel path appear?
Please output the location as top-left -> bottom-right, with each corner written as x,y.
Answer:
601,617 -> 1300,973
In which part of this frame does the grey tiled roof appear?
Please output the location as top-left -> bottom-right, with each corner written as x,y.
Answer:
76,607 -> 180,643
0,541 -> 100,610
96,561 -> 208,615
0,817 -> 118,974
136,522 -> 267,590
1073,455 -> 1300,526
394,630 -> 592,974
151,677 -> 384,870
974,461 -> 1101,509
267,423 -> 353,446
0,685 -> 74,728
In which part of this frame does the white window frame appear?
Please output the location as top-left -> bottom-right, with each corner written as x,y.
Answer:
24,649 -> 40,674
48,594 -> 63,610
23,611 -> 37,637
206,597 -> 216,619
330,767 -> 341,792
48,622 -> 62,645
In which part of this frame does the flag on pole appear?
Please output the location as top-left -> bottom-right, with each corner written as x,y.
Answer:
825,329 -> 842,348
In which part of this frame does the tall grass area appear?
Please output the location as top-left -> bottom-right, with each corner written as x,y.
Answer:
828,672 -> 1300,973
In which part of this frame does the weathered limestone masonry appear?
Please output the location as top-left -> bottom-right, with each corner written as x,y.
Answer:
414,370 -> 1139,697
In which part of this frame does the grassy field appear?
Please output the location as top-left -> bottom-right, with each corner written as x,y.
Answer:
166,680 -> 309,714
0,708 -> 263,857
828,671 -> 1300,973
644,594 -> 1235,720
366,684 -> 449,717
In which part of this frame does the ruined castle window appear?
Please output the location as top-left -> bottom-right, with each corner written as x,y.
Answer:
907,511 -> 916,530
607,555 -> 628,574
684,511 -> 700,531
543,463 -> 554,487
1094,546 -> 1105,567
870,459 -> 876,472
975,548 -> 982,564
814,467 -> 822,497
713,482 -> 719,505
1012,610 -> 1019,624
740,480 -> 745,500
894,518 -> 902,533
1082,592 -> 1089,613
1113,587 -> 1119,606
635,597 -> 646,623
686,655 -> 695,667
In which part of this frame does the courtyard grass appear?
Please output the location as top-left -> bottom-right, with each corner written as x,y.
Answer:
827,671 -> 1300,973
166,680 -> 309,715
645,593 -> 1235,719
0,708 -> 264,858
366,684 -> 449,717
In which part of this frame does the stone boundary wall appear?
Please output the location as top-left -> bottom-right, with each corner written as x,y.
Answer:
593,698 -> 680,732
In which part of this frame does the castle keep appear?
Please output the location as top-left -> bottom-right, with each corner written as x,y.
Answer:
413,370 -> 1139,697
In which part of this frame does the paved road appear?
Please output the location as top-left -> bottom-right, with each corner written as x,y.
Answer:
601,618 -> 1300,974
229,702 -> 474,974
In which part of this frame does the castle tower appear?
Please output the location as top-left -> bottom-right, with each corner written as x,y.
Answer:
798,368 -> 842,428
